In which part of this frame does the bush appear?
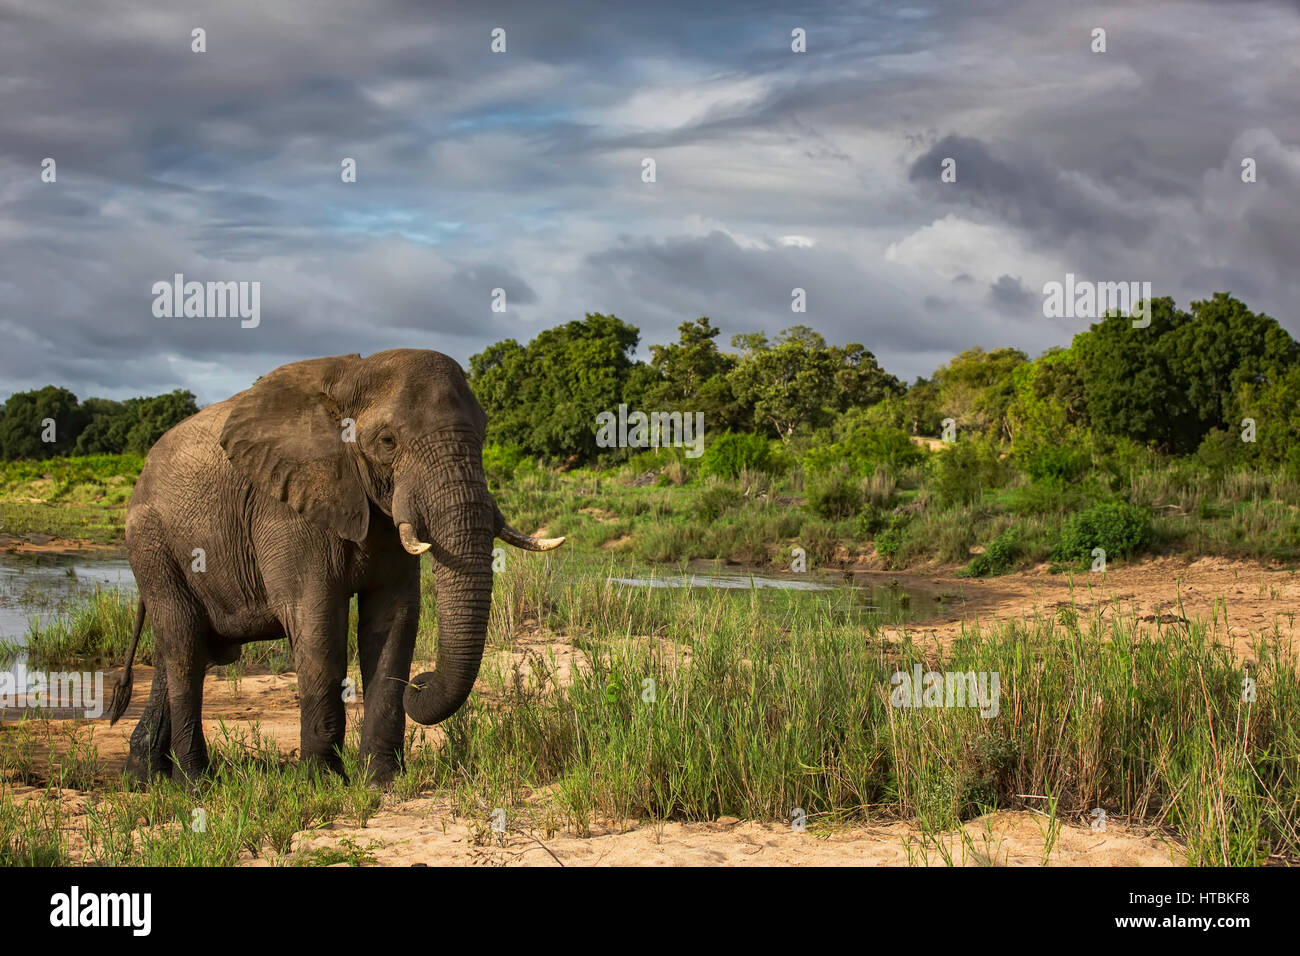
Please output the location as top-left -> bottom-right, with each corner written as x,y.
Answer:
930,440 -> 1008,507
961,527 -> 1020,577
700,432 -> 782,480
1055,501 -> 1152,563
1020,444 -> 1091,483
806,473 -> 861,520
694,484 -> 744,522
854,504 -> 888,538
874,513 -> 912,564
482,443 -> 526,486
804,427 -> 925,478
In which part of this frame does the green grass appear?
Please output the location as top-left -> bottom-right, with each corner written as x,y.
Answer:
5,552 -> 1299,866
4,450 -> 1300,569
0,454 -> 141,543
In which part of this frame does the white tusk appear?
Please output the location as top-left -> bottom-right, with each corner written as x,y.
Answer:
398,522 -> 432,555
497,523 -> 566,552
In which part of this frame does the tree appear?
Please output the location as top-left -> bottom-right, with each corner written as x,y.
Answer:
469,313 -> 641,461
0,387 -> 87,459
638,317 -> 746,432
1073,297 -> 1199,451
725,326 -> 899,440
726,327 -> 840,440
932,347 -> 1028,440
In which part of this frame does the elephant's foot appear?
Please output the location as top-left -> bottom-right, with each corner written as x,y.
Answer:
124,701 -> 174,784
360,751 -> 403,788
301,749 -> 349,781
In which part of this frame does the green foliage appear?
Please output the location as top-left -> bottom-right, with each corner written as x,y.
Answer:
961,526 -> 1020,577
699,431 -> 781,479
873,513 -> 911,563
693,484 -> 744,522
0,387 -> 196,461
1073,294 -> 1297,453
482,442 -> 527,487
805,471 -> 861,520
932,347 -> 1029,440
930,440 -> 1007,507
804,425 -> 924,478
1056,501 -> 1152,563
469,313 -> 641,462
726,326 -> 899,440
1019,442 -> 1091,483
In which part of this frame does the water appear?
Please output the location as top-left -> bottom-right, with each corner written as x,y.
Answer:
0,551 -> 135,718
609,567 -> 949,625
0,551 -> 136,649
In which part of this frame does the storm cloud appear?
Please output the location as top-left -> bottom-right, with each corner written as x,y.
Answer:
1,0 -> 1297,401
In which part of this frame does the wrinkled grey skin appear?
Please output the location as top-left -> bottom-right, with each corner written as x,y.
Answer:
109,349 -> 562,784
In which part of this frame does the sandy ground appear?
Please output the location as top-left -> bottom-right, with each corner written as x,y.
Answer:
875,554 -> 1299,660
6,552 -> 1292,866
0,533 -> 120,555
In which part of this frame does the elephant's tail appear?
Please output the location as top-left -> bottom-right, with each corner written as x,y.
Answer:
108,598 -> 146,725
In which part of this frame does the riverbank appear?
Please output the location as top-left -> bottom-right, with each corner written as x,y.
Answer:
3,551 -> 1298,866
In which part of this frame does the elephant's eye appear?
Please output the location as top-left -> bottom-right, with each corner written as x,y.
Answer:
379,433 -> 396,448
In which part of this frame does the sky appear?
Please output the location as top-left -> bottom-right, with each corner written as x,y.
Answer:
2,0 -> 1299,405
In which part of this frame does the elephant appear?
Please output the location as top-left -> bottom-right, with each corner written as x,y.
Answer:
106,349 -> 563,784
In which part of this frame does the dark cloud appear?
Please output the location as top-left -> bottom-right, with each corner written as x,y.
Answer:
988,274 -> 1035,312
1,0 -> 1297,400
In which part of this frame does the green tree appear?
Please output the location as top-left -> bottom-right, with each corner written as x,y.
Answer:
932,347 -> 1029,440
469,313 -> 641,461
0,387 -> 87,459
727,326 -> 898,440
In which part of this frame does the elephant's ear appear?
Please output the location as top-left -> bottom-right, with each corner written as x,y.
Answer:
219,355 -> 370,543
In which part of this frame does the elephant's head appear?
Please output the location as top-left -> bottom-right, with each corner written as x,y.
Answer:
218,349 -> 562,726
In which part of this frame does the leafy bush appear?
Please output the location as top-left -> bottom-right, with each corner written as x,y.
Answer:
961,527 -> 1020,577
482,443 -> 527,486
806,473 -> 861,520
1055,501 -> 1152,563
930,440 -> 1008,507
804,427 -> 925,478
873,513 -> 912,564
1020,444 -> 1091,483
700,431 -> 782,479
854,504 -> 888,538
694,484 -> 744,522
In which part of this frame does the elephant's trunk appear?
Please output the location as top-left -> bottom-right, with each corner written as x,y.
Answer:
403,557 -> 494,726
395,435 -> 567,727
397,434 -> 496,726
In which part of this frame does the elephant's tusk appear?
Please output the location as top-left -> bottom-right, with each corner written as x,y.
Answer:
398,522 -> 432,555
497,522 -> 566,552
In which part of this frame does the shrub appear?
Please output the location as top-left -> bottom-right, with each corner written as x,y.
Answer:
482,443 -> 526,486
930,440 -> 1008,507
700,432 -> 781,479
804,427 -> 925,478
694,484 -> 744,522
806,471 -> 862,520
874,513 -> 912,564
961,527 -> 1020,577
1055,501 -> 1152,563
1020,444 -> 1091,483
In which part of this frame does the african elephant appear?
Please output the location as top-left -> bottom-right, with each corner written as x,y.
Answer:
107,349 -> 563,783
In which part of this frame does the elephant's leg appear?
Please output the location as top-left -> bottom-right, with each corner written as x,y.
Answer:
288,597 -> 351,778
124,659 -> 173,782
357,561 -> 420,784
155,605 -> 212,783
